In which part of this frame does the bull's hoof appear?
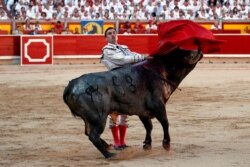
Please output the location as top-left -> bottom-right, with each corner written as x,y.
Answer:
143,143 -> 152,150
143,140 -> 152,150
162,140 -> 170,151
105,152 -> 116,159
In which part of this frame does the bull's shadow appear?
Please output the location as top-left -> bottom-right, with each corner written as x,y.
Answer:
63,47 -> 203,158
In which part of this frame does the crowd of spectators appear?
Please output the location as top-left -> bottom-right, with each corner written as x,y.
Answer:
0,0 -> 250,21
1,0 -> 250,34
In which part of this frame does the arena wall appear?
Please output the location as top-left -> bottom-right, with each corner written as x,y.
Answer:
0,34 -> 250,64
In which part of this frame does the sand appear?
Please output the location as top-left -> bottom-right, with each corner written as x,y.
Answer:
0,62 -> 250,167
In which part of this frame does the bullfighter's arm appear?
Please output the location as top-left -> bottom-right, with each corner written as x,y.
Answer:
102,48 -> 146,70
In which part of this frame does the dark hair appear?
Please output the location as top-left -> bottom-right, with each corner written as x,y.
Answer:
104,27 -> 115,37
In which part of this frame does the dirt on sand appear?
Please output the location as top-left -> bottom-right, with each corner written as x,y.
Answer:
0,63 -> 250,167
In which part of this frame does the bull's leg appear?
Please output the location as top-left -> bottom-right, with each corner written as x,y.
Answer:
154,104 -> 171,150
139,116 -> 153,150
83,121 -> 110,150
88,123 -> 115,158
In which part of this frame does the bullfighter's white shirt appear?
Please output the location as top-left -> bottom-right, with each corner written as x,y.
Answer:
101,43 -> 145,70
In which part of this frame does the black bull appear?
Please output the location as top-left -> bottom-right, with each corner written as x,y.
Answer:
63,47 -> 203,158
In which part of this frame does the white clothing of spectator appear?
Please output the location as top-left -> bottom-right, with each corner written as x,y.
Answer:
180,0 -> 192,16
79,5 -> 85,16
161,5 -> 170,20
225,10 -> 239,20
122,5 -> 131,17
60,11 -> 70,19
15,1 -> 27,14
173,6 -> 180,18
191,0 -> 201,13
155,1 -> 163,17
214,3 -> 222,17
110,0 -> 121,13
92,0 -> 101,12
230,1 -> 241,11
145,20 -> 157,33
240,3 -> 249,17
138,6 -> 147,19
26,3 -> 36,19
138,10 -> 150,20
66,1 -> 76,15
71,10 -> 82,20
0,10 -> 9,20
222,1 -> 231,14
6,0 -> 14,11
81,11 -> 91,20
102,0 -> 110,11
145,1 -> 155,14
119,12 -> 129,20
168,10 -> 178,20
33,21 -> 42,31
196,9 -> 209,20
186,9 -> 195,20
169,0 -> 180,11
210,20 -> 222,30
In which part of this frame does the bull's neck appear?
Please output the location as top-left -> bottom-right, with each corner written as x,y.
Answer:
166,62 -> 197,88
145,58 -> 197,90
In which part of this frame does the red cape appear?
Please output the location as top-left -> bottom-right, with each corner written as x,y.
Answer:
150,20 -> 225,56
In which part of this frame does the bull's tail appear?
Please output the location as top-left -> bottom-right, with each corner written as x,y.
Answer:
63,84 -> 70,105
63,81 -> 80,118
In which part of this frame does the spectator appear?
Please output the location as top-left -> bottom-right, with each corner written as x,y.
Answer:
123,27 -> 132,34
26,3 -> 36,19
39,12 -> 48,20
196,8 -> 209,20
52,12 -> 58,20
0,9 -> 8,20
23,19 -> 33,31
54,20 -> 64,34
33,21 -> 42,31
20,9 -> 28,21
133,19 -> 145,34
222,1 -> 231,14
61,27 -> 72,34
161,5 -> 170,20
145,20 -> 157,33
210,20 -> 222,30
71,8 -> 81,20
73,27 -> 80,34
30,27 -> 40,35
47,28 -> 57,35
13,25 -> 23,35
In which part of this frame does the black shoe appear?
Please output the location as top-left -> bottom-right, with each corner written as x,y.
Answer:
113,145 -> 124,150
121,144 -> 129,149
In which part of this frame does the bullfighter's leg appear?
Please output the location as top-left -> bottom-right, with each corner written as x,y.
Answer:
119,114 -> 129,148
139,116 -> 153,150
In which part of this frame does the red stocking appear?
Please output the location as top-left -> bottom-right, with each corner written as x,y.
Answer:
111,126 -> 120,146
119,125 -> 127,146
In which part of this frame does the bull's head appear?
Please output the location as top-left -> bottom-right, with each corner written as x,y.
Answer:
181,48 -> 203,65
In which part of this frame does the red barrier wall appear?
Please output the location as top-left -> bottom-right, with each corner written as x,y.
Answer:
0,34 -> 250,58
53,35 -> 158,56
215,35 -> 250,54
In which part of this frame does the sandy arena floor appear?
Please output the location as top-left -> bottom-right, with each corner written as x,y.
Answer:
0,62 -> 250,167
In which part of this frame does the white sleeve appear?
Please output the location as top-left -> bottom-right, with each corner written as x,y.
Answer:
102,48 -> 145,70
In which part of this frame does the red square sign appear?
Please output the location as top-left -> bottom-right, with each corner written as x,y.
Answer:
21,36 -> 53,65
